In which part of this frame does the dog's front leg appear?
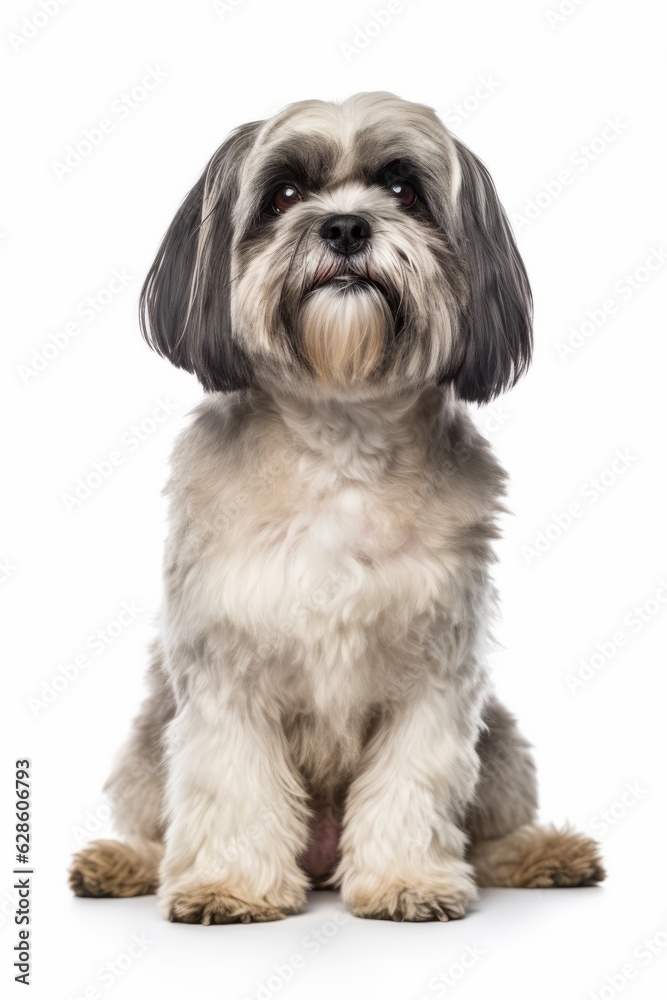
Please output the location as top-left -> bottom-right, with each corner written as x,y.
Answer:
338,670 -> 483,921
158,670 -> 310,924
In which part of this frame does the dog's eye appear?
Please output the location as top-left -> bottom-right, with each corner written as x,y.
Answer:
273,184 -> 302,213
387,179 -> 417,208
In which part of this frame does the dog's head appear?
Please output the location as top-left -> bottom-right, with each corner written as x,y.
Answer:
140,92 -> 532,402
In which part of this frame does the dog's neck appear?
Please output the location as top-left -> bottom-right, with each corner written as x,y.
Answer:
257,385 -> 448,483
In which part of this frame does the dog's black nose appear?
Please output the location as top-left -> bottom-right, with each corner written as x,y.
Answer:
319,214 -> 370,255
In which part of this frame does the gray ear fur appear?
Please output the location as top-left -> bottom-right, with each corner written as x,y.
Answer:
452,139 -> 532,403
139,121 -> 262,392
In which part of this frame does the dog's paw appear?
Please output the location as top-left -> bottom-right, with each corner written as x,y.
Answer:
341,859 -> 477,922
160,879 -> 306,925
512,827 -> 606,888
69,839 -> 161,898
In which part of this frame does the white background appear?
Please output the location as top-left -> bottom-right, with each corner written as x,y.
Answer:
2,0 -> 666,997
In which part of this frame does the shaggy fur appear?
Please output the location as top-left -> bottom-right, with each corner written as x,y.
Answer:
69,839 -> 162,898
70,93 -> 603,922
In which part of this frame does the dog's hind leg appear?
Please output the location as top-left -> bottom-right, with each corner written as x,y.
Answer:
69,642 -> 173,897
467,697 -> 605,888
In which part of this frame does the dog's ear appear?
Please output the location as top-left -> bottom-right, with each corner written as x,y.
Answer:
140,121 -> 262,392
451,139 -> 532,404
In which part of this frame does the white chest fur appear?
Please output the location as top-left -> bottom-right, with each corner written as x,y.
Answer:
215,481 -> 450,642
167,390 -> 496,717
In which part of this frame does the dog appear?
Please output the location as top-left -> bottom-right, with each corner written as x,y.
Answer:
70,92 -> 604,923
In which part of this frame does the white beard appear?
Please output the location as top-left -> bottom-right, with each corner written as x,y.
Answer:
298,281 -> 391,385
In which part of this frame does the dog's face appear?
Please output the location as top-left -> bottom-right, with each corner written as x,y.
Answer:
141,92 -> 532,402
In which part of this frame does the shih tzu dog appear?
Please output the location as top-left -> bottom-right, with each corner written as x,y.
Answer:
70,92 -> 604,923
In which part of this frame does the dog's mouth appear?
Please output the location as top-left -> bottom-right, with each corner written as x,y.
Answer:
309,266 -> 389,301
316,275 -> 376,293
